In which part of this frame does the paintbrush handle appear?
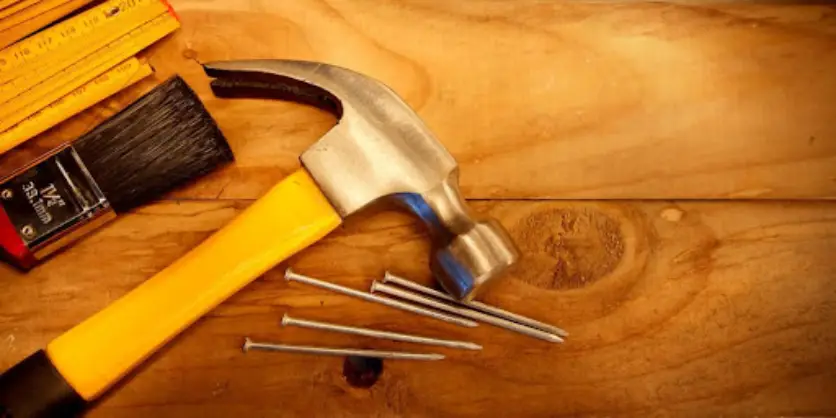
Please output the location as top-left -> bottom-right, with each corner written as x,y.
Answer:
38,168 -> 340,404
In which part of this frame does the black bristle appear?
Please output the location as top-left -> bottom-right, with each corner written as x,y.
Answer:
73,76 -> 234,213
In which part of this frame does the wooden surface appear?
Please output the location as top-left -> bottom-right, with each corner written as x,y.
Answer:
2,1 -> 836,416
1,201 -> 835,416
3,0 -> 836,199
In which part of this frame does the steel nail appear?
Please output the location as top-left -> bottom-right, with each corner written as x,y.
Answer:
284,269 -> 478,328
281,314 -> 482,350
371,281 -> 564,343
243,337 -> 445,361
383,272 -> 569,337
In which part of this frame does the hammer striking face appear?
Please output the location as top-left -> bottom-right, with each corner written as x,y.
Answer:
0,60 -> 519,414
205,60 -> 520,301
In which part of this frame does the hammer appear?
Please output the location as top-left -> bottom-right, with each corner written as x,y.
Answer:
0,60 -> 519,417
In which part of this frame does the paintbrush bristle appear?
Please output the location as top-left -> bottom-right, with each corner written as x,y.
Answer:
73,76 -> 233,213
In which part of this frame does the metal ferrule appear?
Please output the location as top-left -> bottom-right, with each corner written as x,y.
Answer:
0,146 -> 114,270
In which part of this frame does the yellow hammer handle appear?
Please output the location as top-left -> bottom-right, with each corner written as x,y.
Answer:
46,169 -> 342,400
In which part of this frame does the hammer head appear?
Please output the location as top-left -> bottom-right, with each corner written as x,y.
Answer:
204,60 -> 519,300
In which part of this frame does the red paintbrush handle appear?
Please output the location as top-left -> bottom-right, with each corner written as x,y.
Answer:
0,205 -> 33,270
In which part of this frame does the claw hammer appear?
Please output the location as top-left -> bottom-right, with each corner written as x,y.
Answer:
0,60 -> 520,417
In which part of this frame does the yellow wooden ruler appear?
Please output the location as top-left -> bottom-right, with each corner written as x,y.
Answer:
0,0 -> 40,21
0,12 -> 178,130
0,0 -> 92,49
0,0 -> 172,87
0,57 -> 153,155
0,0 -> 23,11
0,0 -> 83,31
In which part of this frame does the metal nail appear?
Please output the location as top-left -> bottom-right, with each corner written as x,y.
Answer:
1,189 -> 12,200
284,269 -> 478,328
281,314 -> 482,351
243,338 -> 445,361
383,272 -> 569,337
371,281 -> 564,343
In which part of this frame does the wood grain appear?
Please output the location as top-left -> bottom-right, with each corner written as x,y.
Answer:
0,199 -> 834,416
1,2 -> 836,417
3,1 -> 836,198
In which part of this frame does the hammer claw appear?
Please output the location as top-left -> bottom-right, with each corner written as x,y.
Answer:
203,61 -> 343,116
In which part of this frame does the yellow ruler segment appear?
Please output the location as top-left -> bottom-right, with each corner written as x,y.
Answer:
0,57 -> 153,155
0,0 -> 76,31
0,0 -> 40,20
0,0 -> 169,84
0,12 -> 178,130
0,0 -> 23,11
0,0 -> 93,49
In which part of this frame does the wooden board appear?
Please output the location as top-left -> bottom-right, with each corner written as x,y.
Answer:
1,1 -> 836,416
2,1 -> 836,199
0,199 -> 834,416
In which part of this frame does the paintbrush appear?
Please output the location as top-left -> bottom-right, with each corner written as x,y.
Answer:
0,75 -> 233,270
